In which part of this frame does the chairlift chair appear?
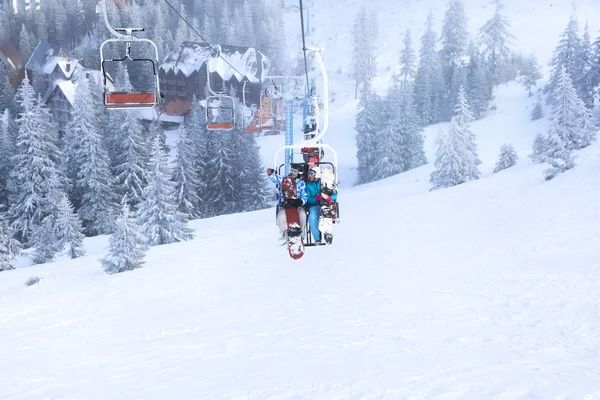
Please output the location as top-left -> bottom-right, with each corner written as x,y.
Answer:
243,110 -> 262,134
100,30 -> 162,110
206,95 -> 235,130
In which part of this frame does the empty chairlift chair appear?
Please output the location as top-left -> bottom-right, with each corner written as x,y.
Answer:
100,29 -> 162,110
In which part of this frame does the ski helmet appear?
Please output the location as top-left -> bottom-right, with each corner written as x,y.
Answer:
309,166 -> 321,179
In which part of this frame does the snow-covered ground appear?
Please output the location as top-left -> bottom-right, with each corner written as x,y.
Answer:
3,0 -> 600,399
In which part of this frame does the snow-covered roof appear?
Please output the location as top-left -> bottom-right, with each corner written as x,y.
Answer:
41,56 -> 62,75
161,42 -> 269,82
41,68 -> 103,106
57,58 -> 79,79
57,80 -> 78,105
25,40 -> 67,74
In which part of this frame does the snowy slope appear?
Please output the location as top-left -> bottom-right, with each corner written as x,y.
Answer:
3,132 -> 600,399
3,0 -> 600,399
3,76 -> 600,398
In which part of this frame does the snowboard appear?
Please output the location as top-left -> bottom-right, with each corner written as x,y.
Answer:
281,176 -> 304,259
318,168 -> 336,244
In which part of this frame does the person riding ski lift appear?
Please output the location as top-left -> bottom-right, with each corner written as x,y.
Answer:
266,167 -> 308,241
305,165 -> 337,243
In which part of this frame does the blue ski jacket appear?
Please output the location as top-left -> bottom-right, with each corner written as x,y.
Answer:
267,173 -> 307,206
305,179 -> 338,207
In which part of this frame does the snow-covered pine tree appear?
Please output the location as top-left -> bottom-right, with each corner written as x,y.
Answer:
101,202 -> 146,274
138,135 -> 194,246
453,86 -> 481,180
254,3 -> 286,75
466,47 -> 491,119
0,110 -> 16,206
33,8 -> 49,42
399,29 -> 416,89
548,66 -> 596,150
234,108 -> 270,212
450,87 -> 481,180
374,113 -> 405,181
430,128 -> 464,190
591,34 -> 600,99
267,2 -> 287,75
440,0 -> 469,87
200,14 -> 214,44
521,54 -> 543,97
218,0 -> 235,45
530,100 -> 543,120
109,108 -> 148,209
54,193 -> 85,259
206,130 -> 240,217
0,111 -> 11,206
0,218 -> 21,272
493,144 -> 518,173
31,215 -> 61,264
431,86 -> 481,190
147,116 -> 168,154
18,24 -> 33,66
0,61 -> 14,111
414,10 -> 445,125
574,22 -> 595,109
366,9 -> 379,78
67,77 -> 116,236
546,14 -> 581,103
37,94 -> 66,188
530,133 -> 548,163
174,1 -> 191,47
355,83 -> 381,184
351,6 -> 370,98
444,66 -> 468,121
186,98 -> 210,214
233,0 -> 255,47
543,133 -> 575,181
8,77 -> 62,242
225,115 -> 251,215
398,88 -> 427,170
147,1 -> 171,58
172,121 -> 201,218
0,0 -> 11,43
476,0 -> 514,85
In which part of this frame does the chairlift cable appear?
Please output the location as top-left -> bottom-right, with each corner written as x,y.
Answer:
298,0 -> 311,95
162,0 -> 249,84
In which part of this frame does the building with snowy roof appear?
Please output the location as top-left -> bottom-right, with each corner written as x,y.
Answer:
23,40 -> 111,135
159,42 -> 270,118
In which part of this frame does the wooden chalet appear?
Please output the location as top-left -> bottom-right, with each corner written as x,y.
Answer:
23,41 -> 82,134
159,42 -> 270,118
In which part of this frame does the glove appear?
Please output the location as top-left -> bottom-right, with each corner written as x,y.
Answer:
266,168 -> 274,175
282,198 -> 303,208
325,197 -> 333,204
316,194 -> 322,201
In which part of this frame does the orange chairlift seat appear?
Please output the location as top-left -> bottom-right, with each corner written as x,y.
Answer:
243,95 -> 284,133
100,27 -> 161,110
206,95 -> 235,131
105,91 -> 158,109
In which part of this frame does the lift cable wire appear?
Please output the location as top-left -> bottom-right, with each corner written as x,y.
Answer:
298,0 -> 311,95
162,0 -> 249,83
